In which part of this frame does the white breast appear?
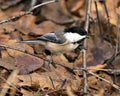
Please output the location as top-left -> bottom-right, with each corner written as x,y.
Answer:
45,42 -> 79,53
64,32 -> 86,43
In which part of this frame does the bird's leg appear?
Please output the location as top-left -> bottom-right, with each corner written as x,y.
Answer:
49,52 -> 57,68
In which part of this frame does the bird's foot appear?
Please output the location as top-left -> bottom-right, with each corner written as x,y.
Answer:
49,58 -> 57,68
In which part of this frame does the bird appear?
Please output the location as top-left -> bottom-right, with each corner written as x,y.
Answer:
18,26 -> 88,67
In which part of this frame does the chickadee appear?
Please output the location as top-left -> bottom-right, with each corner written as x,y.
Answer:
18,26 -> 88,67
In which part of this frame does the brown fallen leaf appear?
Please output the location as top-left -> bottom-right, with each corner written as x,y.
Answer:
0,34 -> 10,43
20,88 -> 34,96
60,0 -> 72,17
0,0 -> 21,9
15,53 -> 43,74
0,50 -> 15,70
88,64 -> 107,73
66,84 -> 76,96
107,54 -> 120,75
15,14 -> 36,35
74,38 -> 114,68
88,72 -> 112,95
0,69 -> 19,96
17,72 -> 52,89
6,40 -> 34,57
41,1 -> 72,24
17,64 -> 82,91
91,0 -> 119,26
116,7 -> 120,15
105,0 -> 119,26
0,40 -> 44,74
15,13 -> 64,35
71,0 -> 84,12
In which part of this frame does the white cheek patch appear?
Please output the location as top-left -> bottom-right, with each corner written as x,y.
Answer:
64,32 -> 86,42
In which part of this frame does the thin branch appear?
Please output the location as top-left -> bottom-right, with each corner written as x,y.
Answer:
0,44 -> 75,74
103,1 -> 113,46
114,4 -> 120,83
82,68 -> 120,74
82,0 -> 92,95
0,0 -> 58,24
94,1 -> 104,42
0,43 -> 47,61
88,71 -> 120,90
82,50 -> 87,95
73,66 -> 120,74
29,0 -> 58,12
49,76 -> 56,89
49,19 -> 75,25
60,79 -> 67,89
1,43 -> 120,75
0,12 -> 32,24
105,49 -> 120,68
38,88 -> 65,96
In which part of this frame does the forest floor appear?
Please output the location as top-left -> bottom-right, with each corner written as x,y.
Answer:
0,0 -> 120,96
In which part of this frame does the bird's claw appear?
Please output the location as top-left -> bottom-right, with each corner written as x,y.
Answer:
49,57 -> 57,68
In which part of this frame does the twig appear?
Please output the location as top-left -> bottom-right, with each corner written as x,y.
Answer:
73,66 -> 120,74
0,43 -> 47,61
1,43 -> 120,92
94,1 -> 104,42
103,1 -> 113,46
28,0 -> 58,12
88,71 -> 120,90
49,19 -> 75,25
82,50 -> 87,95
0,0 -> 58,24
82,68 -> 120,74
60,79 -> 67,89
114,5 -> 120,83
0,12 -> 32,24
49,76 -> 56,89
0,44 -> 75,74
83,0 -> 92,95
105,49 -> 120,68
1,43 -> 120,74
38,88 -> 65,96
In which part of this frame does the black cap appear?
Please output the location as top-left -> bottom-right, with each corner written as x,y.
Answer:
64,26 -> 87,36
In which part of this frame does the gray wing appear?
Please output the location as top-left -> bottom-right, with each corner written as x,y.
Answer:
37,32 -> 65,44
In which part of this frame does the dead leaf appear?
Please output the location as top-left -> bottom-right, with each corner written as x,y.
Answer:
15,14 -> 64,35
71,0 -> 84,12
20,88 -> 33,96
0,50 -> 16,70
88,64 -> 107,73
6,40 -> 34,57
88,72 -> 112,95
116,7 -> 120,15
17,72 -> 54,89
0,34 -> 10,43
0,69 -> 19,96
17,65 -> 82,90
15,54 -> 43,74
0,0 -> 21,9
74,38 -> 114,67
41,1 -> 72,24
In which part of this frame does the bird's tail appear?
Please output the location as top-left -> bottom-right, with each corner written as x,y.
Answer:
18,40 -> 46,45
